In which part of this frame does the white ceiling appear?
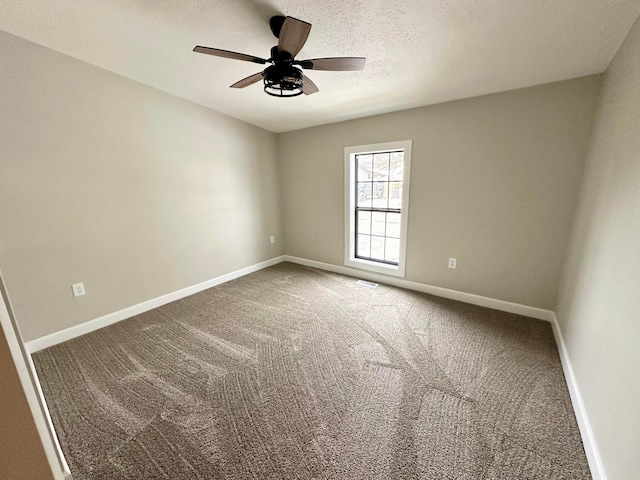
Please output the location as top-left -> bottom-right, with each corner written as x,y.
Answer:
1,1 -> 639,132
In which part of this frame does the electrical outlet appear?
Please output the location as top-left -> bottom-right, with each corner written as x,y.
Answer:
72,283 -> 85,297
448,258 -> 457,269
270,235 -> 275,244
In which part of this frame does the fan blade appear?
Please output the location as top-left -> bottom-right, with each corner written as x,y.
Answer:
193,46 -> 267,64
278,17 -> 311,57
230,72 -> 264,89
297,57 -> 366,71
302,75 -> 319,95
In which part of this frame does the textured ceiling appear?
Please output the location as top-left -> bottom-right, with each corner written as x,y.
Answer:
1,1 -> 639,132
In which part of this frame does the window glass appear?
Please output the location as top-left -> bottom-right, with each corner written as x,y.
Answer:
353,149 -> 405,266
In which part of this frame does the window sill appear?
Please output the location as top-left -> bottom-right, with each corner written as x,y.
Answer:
344,257 -> 406,278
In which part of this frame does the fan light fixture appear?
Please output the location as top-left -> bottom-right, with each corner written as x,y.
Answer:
263,64 -> 304,97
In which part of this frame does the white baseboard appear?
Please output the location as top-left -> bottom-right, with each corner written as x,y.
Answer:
26,256 -> 286,353
549,313 -> 606,480
26,254 -> 554,354
283,255 -> 554,322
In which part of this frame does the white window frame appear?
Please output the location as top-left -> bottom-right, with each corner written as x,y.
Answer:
344,140 -> 412,277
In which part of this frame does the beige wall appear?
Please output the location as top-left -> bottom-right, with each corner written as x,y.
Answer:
555,15 -> 640,480
0,31 -> 282,341
278,76 -> 601,309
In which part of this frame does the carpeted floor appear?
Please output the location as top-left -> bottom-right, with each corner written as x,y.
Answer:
33,262 -> 591,479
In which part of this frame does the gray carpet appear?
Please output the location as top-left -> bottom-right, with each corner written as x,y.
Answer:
33,262 -> 591,479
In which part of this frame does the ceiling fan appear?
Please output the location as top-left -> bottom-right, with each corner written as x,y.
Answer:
193,15 -> 366,97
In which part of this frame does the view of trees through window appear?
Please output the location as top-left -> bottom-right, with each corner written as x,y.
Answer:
355,150 -> 404,265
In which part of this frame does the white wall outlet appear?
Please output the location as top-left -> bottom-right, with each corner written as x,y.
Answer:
72,283 -> 85,297
270,235 -> 275,244
448,258 -> 457,269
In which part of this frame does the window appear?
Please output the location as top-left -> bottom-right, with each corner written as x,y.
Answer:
344,140 -> 411,277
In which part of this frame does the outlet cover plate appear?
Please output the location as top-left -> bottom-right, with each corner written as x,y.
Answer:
72,283 -> 85,297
